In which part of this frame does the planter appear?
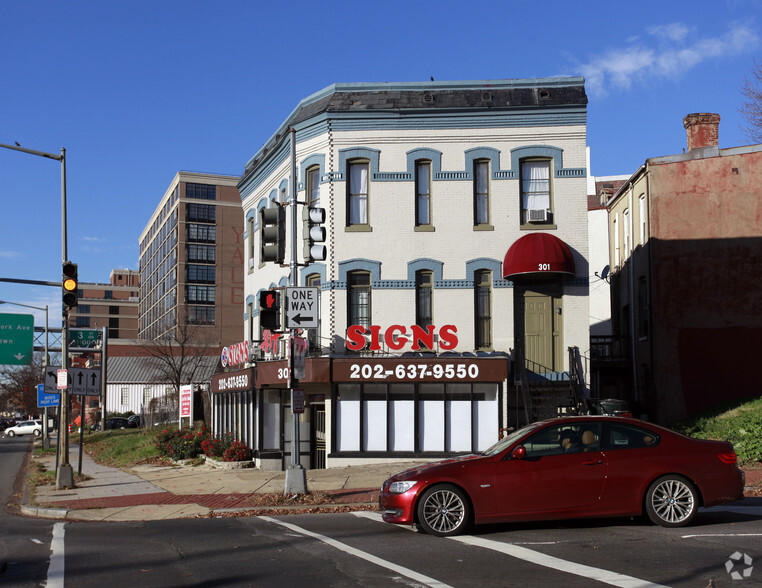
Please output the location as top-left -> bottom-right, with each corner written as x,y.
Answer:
204,455 -> 254,470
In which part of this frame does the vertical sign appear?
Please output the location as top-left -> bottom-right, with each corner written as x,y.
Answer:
179,385 -> 193,421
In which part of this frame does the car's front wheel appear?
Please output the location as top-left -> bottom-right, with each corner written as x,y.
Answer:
415,484 -> 471,537
645,475 -> 698,527
7,430 -> 15,437
33,429 -> 41,436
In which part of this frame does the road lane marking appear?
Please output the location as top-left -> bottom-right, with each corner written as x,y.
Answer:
260,516 -> 452,588
47,522 -> 65,588
450,536 -> 669,588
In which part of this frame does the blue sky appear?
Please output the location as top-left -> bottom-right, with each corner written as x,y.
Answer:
1,0 -> 759,326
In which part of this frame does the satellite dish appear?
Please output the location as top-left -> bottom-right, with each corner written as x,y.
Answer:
600,265 -> 610,280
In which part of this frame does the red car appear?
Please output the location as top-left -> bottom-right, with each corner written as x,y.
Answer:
379,416 -> 744,537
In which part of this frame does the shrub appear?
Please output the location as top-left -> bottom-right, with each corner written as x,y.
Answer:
155,426 -> 210,460
201,432 -> 235,458
223,440 -> 252,462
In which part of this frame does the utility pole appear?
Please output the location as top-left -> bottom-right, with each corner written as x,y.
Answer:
285,128 -> 307,494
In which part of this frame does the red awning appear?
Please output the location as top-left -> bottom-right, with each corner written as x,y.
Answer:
503,233 -> 576,278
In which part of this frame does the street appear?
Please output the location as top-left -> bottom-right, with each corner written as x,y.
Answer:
2,438 -> 761,587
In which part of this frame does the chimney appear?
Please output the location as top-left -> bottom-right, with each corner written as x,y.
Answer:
683,113 -> 720,151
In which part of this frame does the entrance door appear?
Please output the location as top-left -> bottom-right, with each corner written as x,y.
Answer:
311,406 -> 326,469
520,285 -> 563,372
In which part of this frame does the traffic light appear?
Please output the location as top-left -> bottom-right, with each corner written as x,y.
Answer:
259,289 -> 281,330
260,205 -> 285,264
62,261 -> 78,309
303,205 -> 326,262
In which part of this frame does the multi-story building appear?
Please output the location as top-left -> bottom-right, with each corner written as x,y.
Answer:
67,269 -> 140,340
139,171 -> 244,346
607,113 -> 762,424
216,78 -> 590,470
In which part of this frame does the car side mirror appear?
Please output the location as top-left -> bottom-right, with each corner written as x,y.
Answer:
510,445 -> 526,459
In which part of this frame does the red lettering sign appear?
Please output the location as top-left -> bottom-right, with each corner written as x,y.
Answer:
346,324 -> 458,351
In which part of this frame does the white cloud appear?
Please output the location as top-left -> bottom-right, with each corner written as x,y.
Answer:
577,22 -> 759,97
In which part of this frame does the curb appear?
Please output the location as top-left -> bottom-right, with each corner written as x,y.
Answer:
20,504 -> 69,519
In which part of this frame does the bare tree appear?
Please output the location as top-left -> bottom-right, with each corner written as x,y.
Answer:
0,354 -> 45,417
138,316 -> 219,424
740,59 -> 762,144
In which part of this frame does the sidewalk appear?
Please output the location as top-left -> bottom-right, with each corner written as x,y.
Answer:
19,441 -> 762,523
21,443 -> 424,522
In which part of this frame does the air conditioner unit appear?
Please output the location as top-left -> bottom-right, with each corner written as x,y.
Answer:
527,209 -> 548,222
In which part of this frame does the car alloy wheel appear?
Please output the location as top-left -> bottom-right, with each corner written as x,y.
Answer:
33,429 -> 41,436
7,431 -> 15,437
645,475 -> 698,527
416,484 -> 471,537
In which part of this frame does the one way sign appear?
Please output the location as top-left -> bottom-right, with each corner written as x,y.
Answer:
69,367 -> 101,396
285,287 -> 318,329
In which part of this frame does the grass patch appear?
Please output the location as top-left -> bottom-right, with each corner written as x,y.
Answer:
676,397 -> 762,467
81,428 -> 164,468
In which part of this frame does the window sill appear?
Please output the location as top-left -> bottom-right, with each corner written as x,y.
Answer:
345,225 -> 373,233
520,223 -> 557,230
414,225 -> 435,232
473,224 -> 494,231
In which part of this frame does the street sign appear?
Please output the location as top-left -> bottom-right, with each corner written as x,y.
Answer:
0,313 -> 34,365
292,389 -> 304,414
57,369 -> 68,390
37,383 -> 60,408
68,367 -> 101,396
285,287 -> 319,329
69,328 -> 101,350
44,366 -> 62,394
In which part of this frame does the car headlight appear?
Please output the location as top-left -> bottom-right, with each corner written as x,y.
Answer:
388,480 -> 417,494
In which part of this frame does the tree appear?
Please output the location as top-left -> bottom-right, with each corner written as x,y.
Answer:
0,354 -> 45,417
740,59 -> 762,144
138,316 -> 219,425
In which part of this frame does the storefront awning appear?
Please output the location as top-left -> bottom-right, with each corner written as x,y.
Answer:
502,233 -> 576,278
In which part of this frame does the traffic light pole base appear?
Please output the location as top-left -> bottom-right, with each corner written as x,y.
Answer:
284,464 -> 307,494
56,464 -> 74,490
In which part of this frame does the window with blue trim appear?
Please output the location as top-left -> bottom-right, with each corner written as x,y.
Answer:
521,159 -> 552,224
474,160 -> 490,226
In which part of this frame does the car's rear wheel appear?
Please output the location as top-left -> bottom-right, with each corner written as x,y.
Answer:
645,475 -> 698,527
34,429 -> 41,436
7,431 -> 15,437
416,484 -> 471,537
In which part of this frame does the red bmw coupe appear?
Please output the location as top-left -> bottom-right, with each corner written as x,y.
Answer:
379,416 -> 744,537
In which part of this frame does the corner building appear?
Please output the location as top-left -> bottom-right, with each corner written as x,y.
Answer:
228,79 -> 590,469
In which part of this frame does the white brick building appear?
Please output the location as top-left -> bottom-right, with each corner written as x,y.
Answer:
214,79 -> 590,469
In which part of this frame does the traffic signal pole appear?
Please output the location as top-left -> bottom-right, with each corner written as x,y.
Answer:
0,142 -> 73,489
285,128 -> 307,495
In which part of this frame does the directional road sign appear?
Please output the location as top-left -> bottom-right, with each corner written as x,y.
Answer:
44,366 -> 63,394
0,313 -> 34,365
69,367 -> 101,396
285,287 -> 319,329
69,328 -> 101,350
37,383 -> 60,408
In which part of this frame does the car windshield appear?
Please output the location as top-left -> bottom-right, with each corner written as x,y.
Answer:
481,422 -> 542,456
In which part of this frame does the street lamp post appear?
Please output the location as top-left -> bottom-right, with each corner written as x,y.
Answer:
0,142 -> 73,489
0,301 -> 51,449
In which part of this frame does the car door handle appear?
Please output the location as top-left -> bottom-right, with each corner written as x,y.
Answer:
582,459 -> 604,466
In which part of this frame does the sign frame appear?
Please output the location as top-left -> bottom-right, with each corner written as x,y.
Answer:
285,287 -> 319,329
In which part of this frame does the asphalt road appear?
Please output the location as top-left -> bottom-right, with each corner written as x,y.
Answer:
2,436 -> 761,587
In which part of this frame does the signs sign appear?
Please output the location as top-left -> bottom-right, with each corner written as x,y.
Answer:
285,287 -> 318,329
0,313 -> 34,365
69,328 -> 100,350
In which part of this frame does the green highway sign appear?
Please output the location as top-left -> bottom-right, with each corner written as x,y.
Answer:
69,328 -> 101,349
0,313 -> 34,365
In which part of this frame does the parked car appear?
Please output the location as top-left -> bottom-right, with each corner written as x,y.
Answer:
104,417 -> 129,430
0,418 -> 17,432
4,419 -> 42,437
127,415 -> 141,428
379,416 -> 744,537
